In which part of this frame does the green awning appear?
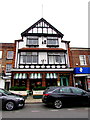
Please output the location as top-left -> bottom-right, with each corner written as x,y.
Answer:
30,73 -> 42,79
14,73 -> 27,79
46,73 -> 57,79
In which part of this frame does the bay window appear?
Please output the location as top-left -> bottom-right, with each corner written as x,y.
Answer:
48,52 -> 66,64
20,52 -> 38,64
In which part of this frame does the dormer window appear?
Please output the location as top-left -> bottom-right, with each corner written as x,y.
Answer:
26,36 -> 39,47
47,37 -> 59,47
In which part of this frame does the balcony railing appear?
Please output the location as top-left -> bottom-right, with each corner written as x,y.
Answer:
18,64 -> 68,69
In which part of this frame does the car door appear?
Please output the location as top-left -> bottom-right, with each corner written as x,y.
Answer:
58,87 -> 77,105
70,87 -> 88,105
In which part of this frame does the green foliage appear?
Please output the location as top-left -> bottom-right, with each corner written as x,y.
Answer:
33,86 -> 46,90
10,86 -> 26,91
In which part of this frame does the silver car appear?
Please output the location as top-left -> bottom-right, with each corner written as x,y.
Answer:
0,88 -> 25,111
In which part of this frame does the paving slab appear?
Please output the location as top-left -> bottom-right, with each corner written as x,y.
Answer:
25,95 -> 42,104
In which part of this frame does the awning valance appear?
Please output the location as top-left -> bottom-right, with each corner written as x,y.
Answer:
14,73 -> 27,79
46,73 -> 57,79
30,73 -> 42,79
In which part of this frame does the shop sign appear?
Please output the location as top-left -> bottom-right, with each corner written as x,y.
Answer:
74,67 -> 90,74
33,90 -> 44,95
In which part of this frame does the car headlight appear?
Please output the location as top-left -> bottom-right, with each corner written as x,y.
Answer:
16,97 -> 24,101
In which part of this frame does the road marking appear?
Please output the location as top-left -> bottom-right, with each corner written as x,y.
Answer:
67,109 -> 75,110
85,108 -> 88,110
31,110 -> 40,112
50,110 -> 59,112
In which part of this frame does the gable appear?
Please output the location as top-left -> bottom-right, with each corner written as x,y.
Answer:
21,18 -> 64,38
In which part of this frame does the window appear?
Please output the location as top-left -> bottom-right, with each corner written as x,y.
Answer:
88,55 -> 90,65
26,36 -> 38,47
48,52 -> 66,64
0,51 -> 2,59
60,88 -> 71,93
71,88 -> 83,94
47,37 -> 59,47
7,51 -> 14,59
6,64 -> 12,72
20,52 -> 38,64
79,55 -> 87,65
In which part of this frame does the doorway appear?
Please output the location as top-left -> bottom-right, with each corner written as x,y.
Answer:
60,77 -> 69,86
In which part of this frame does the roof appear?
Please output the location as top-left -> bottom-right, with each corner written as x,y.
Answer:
21,18 -> 64,38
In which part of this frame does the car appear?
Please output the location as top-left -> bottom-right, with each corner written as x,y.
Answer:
0,88 -> 25,111
42,86 -> 90,109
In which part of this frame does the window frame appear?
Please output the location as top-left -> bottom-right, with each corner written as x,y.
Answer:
26,36 -> 39,47
0,51 -> 2,59
47,37 -> 59,47
6,64 -> 12,72
48,52 -> 66,64
7,51 -> 14,59
79,55 -> 87,66
20,52 -> 38,64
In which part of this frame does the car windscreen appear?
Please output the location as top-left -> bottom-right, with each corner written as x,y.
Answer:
0,89 -> 12,95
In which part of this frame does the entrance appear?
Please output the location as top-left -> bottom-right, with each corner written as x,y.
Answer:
60,77 -> 69,86
75,77 -> 86,89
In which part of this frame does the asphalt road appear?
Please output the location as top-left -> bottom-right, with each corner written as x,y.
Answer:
1,103 -> 89,118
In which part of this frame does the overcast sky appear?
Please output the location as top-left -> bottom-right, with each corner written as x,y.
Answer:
0,0 -> 88,47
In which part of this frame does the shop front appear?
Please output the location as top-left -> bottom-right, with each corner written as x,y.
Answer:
74,67 -> 90,90
11,69 -> 73,90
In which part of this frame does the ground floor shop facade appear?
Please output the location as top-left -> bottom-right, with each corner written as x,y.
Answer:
74,67 -> 90,90
11,69 -> 73,90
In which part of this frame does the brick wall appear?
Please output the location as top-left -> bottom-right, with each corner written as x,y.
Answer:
0,43 -> 14,74
70,48 -> 90,67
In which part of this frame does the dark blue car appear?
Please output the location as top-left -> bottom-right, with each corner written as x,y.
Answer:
42,86 -> 90,109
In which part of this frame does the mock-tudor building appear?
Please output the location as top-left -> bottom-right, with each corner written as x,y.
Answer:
11,18 -> 73,90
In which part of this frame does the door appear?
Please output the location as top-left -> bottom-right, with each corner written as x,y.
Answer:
58,87 -> 77,105
60,77 -> 69,86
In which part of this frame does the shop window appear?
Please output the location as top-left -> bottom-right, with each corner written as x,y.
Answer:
14,79 -> 26,87
79,55 -> 87,65
7,51 -> 14,59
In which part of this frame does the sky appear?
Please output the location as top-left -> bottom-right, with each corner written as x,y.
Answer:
0,0 -> 89,48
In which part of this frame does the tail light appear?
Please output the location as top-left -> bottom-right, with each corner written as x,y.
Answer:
43,94 -> 50,96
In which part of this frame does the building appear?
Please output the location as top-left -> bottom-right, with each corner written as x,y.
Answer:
70,47 -> 90,90
0,43 -> 15,89
11,18 -> 73,90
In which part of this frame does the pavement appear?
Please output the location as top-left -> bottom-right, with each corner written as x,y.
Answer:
25,95 -> 42,104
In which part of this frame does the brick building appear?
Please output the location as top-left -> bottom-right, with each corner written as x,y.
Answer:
11,18 -> 73,90
70,47 -> 90,90
0,43 -> 15,89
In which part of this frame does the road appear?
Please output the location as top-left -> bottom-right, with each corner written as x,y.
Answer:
1,103 -> 89,118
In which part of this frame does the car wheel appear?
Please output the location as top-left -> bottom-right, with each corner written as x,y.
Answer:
54,99 -> 62,109
5,101 -> 15,111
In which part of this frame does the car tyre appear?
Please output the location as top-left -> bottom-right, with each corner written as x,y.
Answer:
5,101 -> 15,111
54,99 -> 62,109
